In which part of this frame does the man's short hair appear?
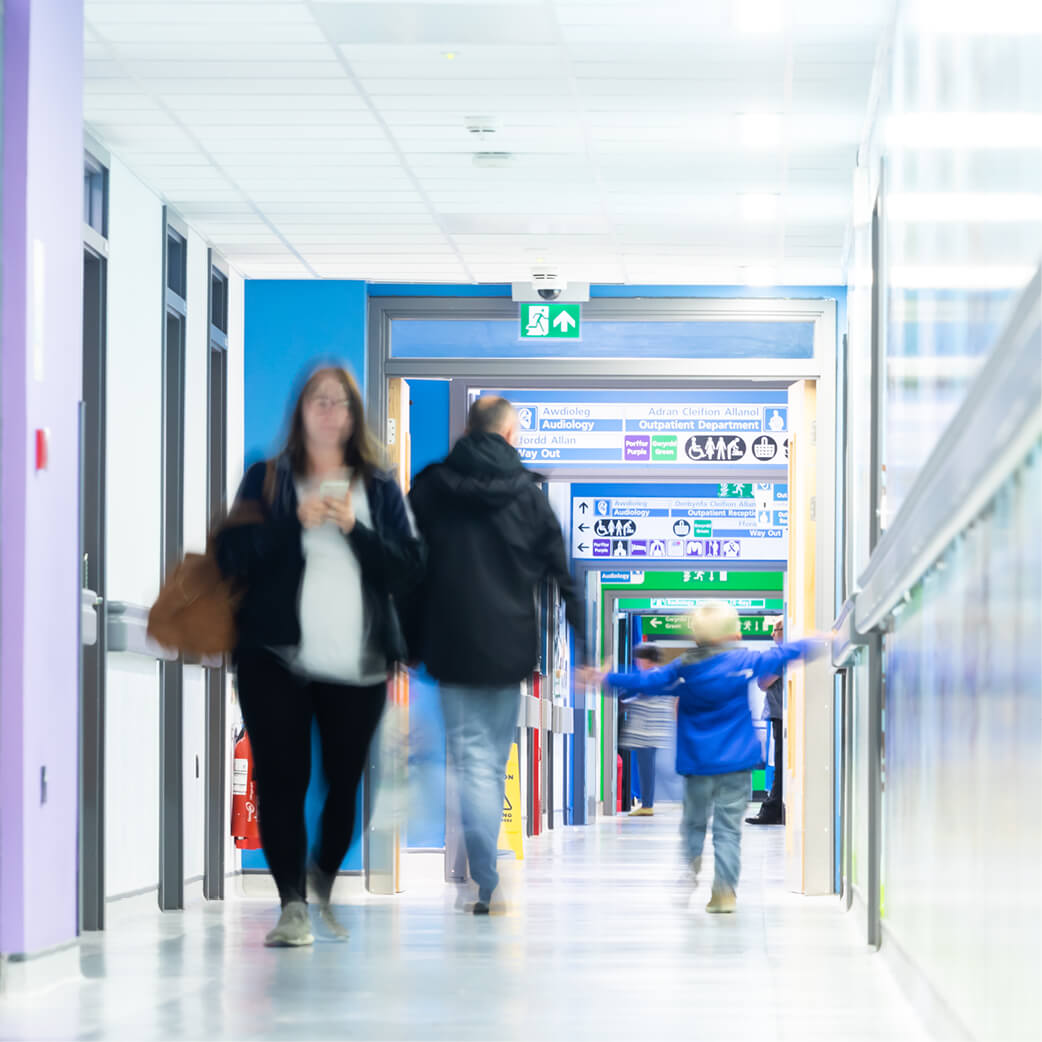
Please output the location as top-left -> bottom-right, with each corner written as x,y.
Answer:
633,643 -> 662,664
468,395 -> 517,435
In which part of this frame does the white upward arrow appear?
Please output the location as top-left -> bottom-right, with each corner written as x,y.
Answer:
552,310 -> 576,332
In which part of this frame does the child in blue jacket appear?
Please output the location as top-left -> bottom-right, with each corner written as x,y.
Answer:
594,601 -> 824,913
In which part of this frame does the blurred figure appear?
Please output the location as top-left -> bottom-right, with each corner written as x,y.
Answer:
216,366 -> 423,947
619,643 -> 675,817
409,396 -> 584,914
591,602 -> 821,914
747,618 -> 786,826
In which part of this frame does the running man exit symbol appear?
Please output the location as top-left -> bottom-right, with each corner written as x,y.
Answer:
520,303 -> 581,339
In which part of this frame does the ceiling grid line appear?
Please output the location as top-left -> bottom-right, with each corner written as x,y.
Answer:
301,0 -> 475,282
545,0 -> 629,285
84,18 -> 321,277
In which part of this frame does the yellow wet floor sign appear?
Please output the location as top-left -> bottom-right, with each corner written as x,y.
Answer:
497,742 -> 523,860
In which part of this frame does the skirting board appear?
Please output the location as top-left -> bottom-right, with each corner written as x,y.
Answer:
0,941 -> 81,997
881,922 -> 973,1042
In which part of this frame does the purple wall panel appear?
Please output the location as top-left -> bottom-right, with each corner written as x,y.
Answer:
0,0 -> 84,956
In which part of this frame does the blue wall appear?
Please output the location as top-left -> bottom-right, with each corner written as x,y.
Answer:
241,279 -> 367,873
243,280 -> 367,466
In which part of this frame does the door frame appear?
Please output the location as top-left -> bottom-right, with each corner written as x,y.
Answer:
366,294 -> 837,880
79,180 -> 110,931
158,208 -> 189,912
203,249 -> 230,901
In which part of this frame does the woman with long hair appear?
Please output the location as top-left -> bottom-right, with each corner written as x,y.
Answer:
217,365 -> 423,946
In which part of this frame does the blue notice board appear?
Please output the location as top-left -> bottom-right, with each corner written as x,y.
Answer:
571,482 -> 788,564
469,389 -> 789,473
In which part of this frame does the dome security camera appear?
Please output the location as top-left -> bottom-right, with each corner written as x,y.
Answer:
537,287 -> 562,301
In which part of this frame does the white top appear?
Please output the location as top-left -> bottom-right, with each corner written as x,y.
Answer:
293,474 -> 386,686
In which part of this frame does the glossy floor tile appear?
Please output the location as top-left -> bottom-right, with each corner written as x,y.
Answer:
0,805 -> 928,1041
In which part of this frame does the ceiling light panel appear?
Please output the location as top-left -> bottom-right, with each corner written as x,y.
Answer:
85,0 -> 886,282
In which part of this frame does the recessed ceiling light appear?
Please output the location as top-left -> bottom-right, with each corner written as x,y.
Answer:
737,112 -> 783,148
739,193 -> 780,222
442,51 -> 457,61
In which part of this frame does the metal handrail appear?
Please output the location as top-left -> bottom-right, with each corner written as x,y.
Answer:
847,267 -> 1041,638
105,600 -> 223,667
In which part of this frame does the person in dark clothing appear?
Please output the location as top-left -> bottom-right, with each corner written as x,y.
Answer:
747,618 -> 786,825
408,395 -> 584,913
217,365 -> 423,947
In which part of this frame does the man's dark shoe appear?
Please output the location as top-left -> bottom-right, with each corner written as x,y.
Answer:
746,810 -> 784,825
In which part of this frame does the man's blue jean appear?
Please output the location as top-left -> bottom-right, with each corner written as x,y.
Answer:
681,771 -> 750,892
635,748 -> 656,807
441,683 -> 520,902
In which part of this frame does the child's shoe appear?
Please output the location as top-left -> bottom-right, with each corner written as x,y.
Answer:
706,885 -> 737,913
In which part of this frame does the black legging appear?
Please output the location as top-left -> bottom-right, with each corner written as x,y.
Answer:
236,650 -> 386,905
763,717 -> 784,815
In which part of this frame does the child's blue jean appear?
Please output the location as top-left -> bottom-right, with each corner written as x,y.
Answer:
681,771 -> 750,891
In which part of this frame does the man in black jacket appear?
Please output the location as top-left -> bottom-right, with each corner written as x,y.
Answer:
409,396 -> 584,913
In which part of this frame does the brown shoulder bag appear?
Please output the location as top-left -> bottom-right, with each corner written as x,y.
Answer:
147,461 -> 276,658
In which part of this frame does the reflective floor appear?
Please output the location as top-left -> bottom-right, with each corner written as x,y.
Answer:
0,805 -> 927,1041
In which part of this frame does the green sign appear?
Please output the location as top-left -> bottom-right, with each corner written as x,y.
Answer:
641,614 -> 779,639
738,615 -> 778,637
601,569 -> 784,592
520,302 -> 581,339
651,435 -> 677,461
643,615 -> 693,637
616,597 -> 783,611
718,483 -> 753,498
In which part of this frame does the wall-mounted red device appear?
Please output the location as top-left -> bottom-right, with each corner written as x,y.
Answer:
35,428 -> 49,472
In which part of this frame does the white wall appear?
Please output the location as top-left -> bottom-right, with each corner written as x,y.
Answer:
105,157 -> 164,899
103,160 -> 246,899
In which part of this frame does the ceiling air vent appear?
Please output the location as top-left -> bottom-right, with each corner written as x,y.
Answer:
464,115 -> 501,140
472,152 -> 513,169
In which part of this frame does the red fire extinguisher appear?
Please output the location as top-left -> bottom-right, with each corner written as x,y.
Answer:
231,729 -> 261,850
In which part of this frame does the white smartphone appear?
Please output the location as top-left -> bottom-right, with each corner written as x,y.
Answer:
319,479 -> 351,500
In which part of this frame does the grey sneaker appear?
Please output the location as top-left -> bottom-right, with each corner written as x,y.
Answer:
308,864 -> 349,941
264,901 -> 314,947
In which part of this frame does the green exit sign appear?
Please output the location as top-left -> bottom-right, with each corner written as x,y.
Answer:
643,614 -> 778,639
520,302 -> 581,339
